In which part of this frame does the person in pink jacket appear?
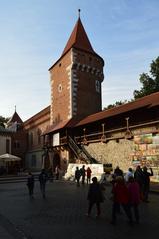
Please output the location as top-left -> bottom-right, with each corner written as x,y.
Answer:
127,176 -> 140,224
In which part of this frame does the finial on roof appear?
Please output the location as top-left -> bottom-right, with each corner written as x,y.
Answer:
78,9 -> 81,18
15,105 -> 16,112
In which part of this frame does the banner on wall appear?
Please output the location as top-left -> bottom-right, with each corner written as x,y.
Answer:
132,133 -> 159,182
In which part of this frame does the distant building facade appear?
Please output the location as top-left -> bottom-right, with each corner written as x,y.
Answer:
0,111 -> 27,173
24,106 -> 50,171
0,129 -> 11,157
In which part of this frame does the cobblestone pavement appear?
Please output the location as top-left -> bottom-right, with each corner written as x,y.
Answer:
0,180 -> 159,239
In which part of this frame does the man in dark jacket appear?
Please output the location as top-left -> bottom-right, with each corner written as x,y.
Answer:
27,171 -> 34,198
80,165 -> 86,185
142,166 -> 153,202
134,165 -> 144,198
86,177 -> 103,217
114,166 -> 123,178
75,167 -> 81,187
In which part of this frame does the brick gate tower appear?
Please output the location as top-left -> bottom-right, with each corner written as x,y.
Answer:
49,12 -> 104,126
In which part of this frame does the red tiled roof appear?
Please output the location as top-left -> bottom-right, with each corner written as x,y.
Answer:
43,92 -> 159,133
43,120 -> 69,135
24,106 -> 50,125
43,118 -> 81,135
61,17 -> 95,57
49,17 -> 104,71
76,92 -> 159,126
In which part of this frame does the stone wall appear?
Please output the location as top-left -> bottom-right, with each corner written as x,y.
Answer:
85,139 -> 133,172
84,124 -> 159,172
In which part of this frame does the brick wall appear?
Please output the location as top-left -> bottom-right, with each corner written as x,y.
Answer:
50,51 -> 72,124
50,48 -> 104,124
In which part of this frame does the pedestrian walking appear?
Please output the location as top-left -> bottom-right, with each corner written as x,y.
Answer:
86,177 -> 103,218
86,167 -> 92,184
110,176 -> 132,225
75,166 -> 81,187
80,165 -> 86,185
39,169 -> 48,198
142,166 -> 153,202
27,171 -> 34,199
127,176 -> 140,224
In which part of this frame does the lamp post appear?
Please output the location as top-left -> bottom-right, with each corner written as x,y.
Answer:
101,123 -> 106,143
125,117 -> 133,139
82,128 -> 88,145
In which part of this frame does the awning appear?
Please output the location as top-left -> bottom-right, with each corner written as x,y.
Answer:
0,153 -> 21,162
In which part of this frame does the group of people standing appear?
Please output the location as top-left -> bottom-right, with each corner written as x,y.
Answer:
84,165 -> 153,225
114,165 -> 153,203
75,165 -> 92,186
110,165 -> 153,225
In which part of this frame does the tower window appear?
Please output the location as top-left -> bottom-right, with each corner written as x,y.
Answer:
58,84 -> 62,93
30,132 -> 33,146
31,155 -> 36,167
95,80 -> 100,93
6,139 -> 10,153
14,140 -> 20,148
37,129 -> 41,144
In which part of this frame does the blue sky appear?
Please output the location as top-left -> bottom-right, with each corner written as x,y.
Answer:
0,0 -> 159,121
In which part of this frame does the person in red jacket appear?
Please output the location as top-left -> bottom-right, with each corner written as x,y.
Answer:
111,176 -> 132,225
86,167 -> 92,184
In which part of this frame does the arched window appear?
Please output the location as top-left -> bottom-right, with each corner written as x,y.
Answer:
95,80 -> 100,93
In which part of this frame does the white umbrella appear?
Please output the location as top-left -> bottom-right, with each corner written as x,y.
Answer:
0,153 -> 21,162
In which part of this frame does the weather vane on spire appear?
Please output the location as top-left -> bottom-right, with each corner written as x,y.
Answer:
78,9 -> 81,18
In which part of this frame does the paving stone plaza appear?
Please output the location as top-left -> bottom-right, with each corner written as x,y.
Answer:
0,180 -> 159,239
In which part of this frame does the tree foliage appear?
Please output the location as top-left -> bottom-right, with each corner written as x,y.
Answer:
0,116 -> 10,128
133,56 -> 159,99
104,56 -> 159,110
104,100 -> 131,110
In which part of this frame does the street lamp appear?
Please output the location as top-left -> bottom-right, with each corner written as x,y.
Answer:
125,117 -> 133,139
82,128 -> 88,145
101,123 -> 107,143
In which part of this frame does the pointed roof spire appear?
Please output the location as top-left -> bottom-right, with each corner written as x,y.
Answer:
7,109 -> 23,125
61,13 -> 95,57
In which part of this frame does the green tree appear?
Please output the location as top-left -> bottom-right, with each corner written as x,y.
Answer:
134,56 -> 159,99
104,100 -> 130,110
0,116 -> 9,128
